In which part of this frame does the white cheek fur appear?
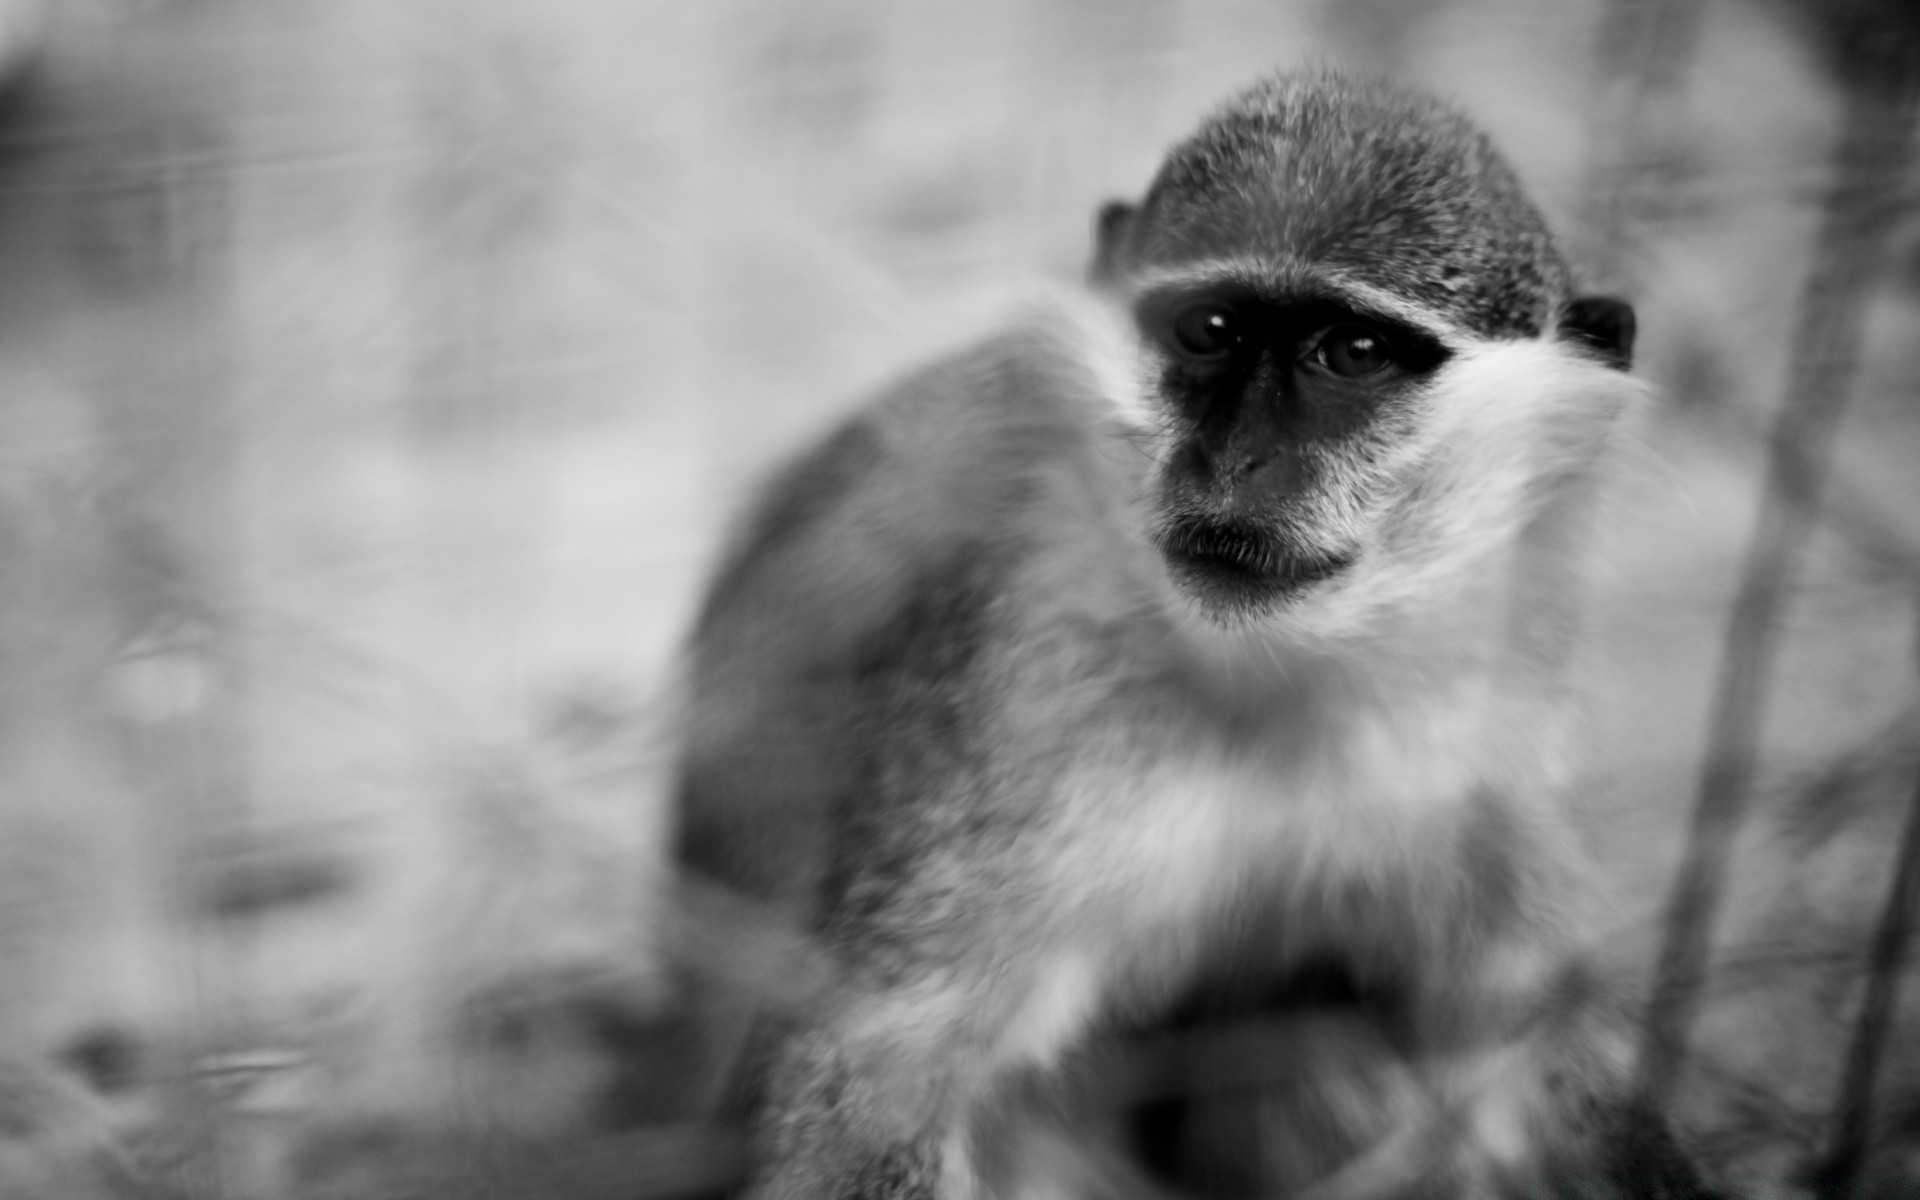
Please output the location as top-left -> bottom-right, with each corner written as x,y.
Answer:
1254,337 -> 1644,645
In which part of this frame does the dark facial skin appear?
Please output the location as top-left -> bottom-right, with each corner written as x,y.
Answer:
1135,282 -> 1452,612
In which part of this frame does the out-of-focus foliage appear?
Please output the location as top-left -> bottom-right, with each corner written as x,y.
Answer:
0,0 -> 1911,1196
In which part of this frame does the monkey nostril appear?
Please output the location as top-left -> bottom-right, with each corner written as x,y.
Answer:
57,1026 -> 143,1095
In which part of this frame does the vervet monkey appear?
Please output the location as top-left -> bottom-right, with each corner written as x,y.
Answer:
672,72 -> 1707,1198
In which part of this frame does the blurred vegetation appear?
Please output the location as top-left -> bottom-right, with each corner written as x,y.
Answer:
0,0 -> 1911,1196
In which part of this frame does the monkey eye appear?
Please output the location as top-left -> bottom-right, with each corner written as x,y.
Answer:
1170,301 -> 1243,361
1307,323 -> 1397,379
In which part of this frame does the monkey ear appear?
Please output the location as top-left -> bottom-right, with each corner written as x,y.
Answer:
1556,296 -> 1636,371
1089,199 -> 1136,285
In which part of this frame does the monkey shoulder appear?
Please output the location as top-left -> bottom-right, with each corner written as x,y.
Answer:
676,320 -> 1159,905
693,318 -> 1149,678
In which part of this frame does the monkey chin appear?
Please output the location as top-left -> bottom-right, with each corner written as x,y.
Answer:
1155,515 -> 1356,622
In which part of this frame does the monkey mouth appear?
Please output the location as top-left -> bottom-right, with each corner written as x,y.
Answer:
1157,518 -> 1353,608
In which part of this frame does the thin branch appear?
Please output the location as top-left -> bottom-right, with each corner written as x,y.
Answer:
1633,43 -> 1920,1118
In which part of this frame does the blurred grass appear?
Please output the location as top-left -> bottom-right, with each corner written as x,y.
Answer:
0,0 -> 1911,1195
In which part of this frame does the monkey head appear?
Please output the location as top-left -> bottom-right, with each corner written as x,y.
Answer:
1092,73 -> 1637,635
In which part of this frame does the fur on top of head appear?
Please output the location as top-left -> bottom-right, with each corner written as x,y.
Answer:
1111,70 -> 1573,341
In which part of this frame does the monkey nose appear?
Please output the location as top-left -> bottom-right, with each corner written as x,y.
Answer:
1191,437 -> 1266,480
1244,454 -> 1313,507
1228,452 -> 1269,479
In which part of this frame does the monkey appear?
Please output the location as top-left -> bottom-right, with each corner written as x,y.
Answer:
670,71 -> 1709,1199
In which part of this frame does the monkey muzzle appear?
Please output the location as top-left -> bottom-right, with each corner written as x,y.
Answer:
1157,515 -> 1354,609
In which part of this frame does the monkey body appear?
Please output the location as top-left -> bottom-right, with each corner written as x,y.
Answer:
674,74 -> 1693,1199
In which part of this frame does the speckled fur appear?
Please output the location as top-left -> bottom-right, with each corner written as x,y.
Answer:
1114,72 -> 1572,339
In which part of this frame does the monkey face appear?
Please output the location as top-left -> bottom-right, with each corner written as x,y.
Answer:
1119,270 -> 1637,631
1131,278 -> 1451,618
1086,73 -> 1638,632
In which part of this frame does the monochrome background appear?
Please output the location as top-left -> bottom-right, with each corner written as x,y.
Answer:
0,0 -> 1913,1194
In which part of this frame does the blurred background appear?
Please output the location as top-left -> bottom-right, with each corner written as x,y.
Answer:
0,0 -> 1914,1195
